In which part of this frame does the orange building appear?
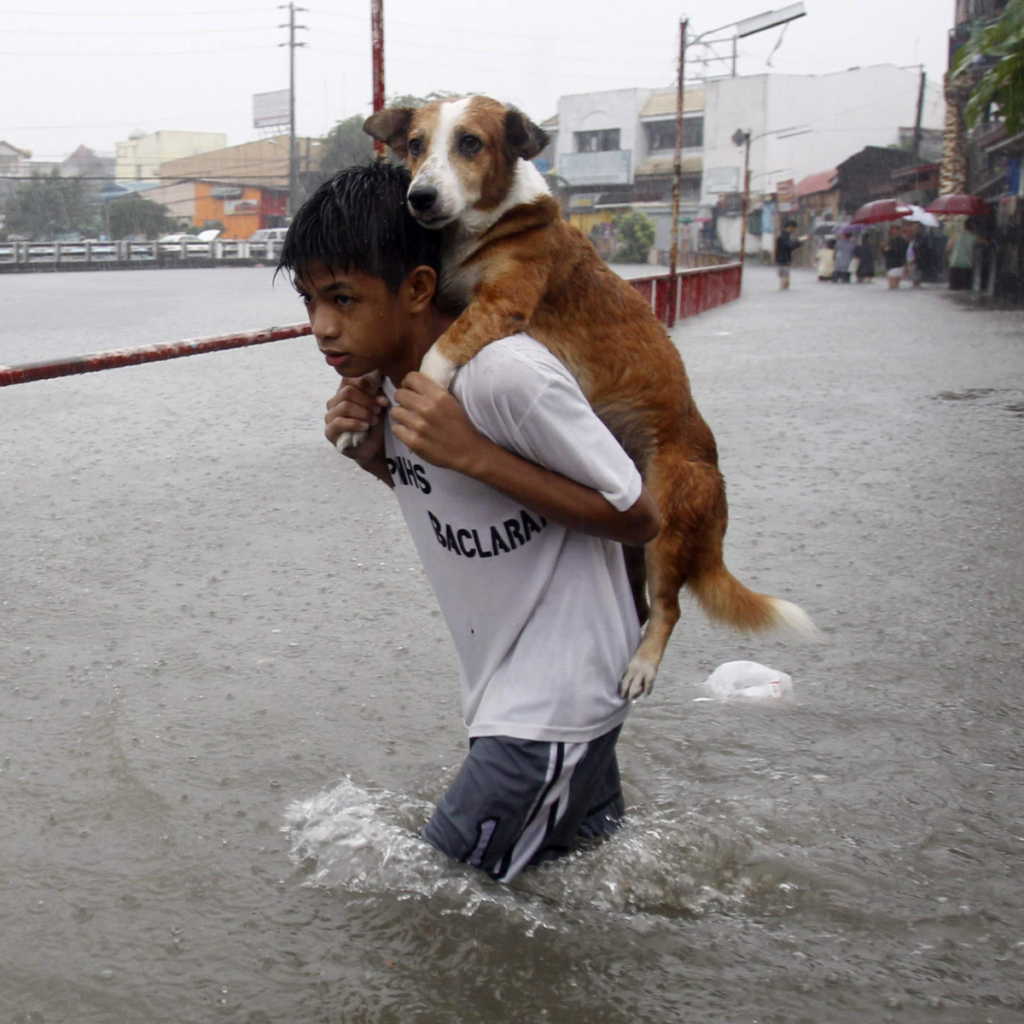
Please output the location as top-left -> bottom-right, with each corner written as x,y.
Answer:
193,181 -> 287,239
158,136 -> 320,238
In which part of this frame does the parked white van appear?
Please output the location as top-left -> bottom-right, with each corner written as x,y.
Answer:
249,228 -> 289,243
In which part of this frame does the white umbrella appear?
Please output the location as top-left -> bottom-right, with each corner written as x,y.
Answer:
903,204 -> 940,228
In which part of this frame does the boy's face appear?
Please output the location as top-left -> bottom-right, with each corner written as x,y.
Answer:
294,260 -> 409,379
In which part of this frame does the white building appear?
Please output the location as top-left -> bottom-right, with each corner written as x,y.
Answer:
553,87 -> 704,254
701,64 -> 945,252
548,64 -> 944,258
115,130 -> 227,183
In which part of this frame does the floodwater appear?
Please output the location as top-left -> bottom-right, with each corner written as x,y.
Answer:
1,265 -> 1023,1023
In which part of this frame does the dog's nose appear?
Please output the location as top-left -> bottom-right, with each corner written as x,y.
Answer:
408,187 -> 438,213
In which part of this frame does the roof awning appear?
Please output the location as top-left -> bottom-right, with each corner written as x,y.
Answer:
639,88 -> 705,120
794,168 -> 838,197
635,154 -> 703,177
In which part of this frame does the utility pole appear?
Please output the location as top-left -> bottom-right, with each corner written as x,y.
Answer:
668,17 -> 688,326
280,2 -> 307,216
371,0 -> 385,158
912,67 -> 927,163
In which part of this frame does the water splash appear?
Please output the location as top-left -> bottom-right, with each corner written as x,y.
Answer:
283,778 -> 768,922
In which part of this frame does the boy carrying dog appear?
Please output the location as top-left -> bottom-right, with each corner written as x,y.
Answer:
279,163 -> 660,883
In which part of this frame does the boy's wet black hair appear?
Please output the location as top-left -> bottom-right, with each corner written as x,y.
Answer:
277,162 -> 442,292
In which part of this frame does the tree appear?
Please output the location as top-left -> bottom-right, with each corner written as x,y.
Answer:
3,171 -> 97,240
106,194 -> 174,239
319,114 -> 376,178
609,210 -> 656,264
952,0 -> 1024,133
318,91 -> 466,179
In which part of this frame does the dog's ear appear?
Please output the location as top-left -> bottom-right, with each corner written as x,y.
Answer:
504,107 -> 549,162
363,107 -> 415,159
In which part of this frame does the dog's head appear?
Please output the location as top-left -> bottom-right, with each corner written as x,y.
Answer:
364,96 -> 548,229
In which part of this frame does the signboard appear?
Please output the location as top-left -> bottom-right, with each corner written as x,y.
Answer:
776,179 -> 795,205
701,166 -> 740,203
254,90 -> 290,129
558,150 -> 631,187
225,198 -> 260,215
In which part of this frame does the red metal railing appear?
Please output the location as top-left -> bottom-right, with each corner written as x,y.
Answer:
0,265 -> 743,388
0,323 -> 312,388
628,262 -> 742,329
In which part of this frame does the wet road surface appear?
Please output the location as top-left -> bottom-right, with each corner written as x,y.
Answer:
1,265 -> 1023,1023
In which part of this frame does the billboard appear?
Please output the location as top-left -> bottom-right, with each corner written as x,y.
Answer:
701,166 -> 740,203
254,90 -> 290,129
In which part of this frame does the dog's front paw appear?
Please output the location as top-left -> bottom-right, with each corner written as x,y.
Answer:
619,657 -> 658,700
419,343 -> 458,391
336,429 -> 369,452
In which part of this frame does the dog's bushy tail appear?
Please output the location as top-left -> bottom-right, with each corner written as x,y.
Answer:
687,562 -> 817,637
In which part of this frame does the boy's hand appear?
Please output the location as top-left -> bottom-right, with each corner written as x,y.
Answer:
391,372 -> 491,475
325,375 -> 389,463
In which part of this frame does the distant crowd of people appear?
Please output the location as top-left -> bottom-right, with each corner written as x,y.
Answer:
776,218 -> 985,292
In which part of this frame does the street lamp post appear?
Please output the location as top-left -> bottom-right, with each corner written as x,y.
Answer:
668,4 -> 807,302
732,130 -> 752,271
732,124 -> 811,272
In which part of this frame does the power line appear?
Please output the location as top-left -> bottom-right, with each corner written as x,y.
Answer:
311,44 -> 674,84
0,6 -> 274,15
3,109 -> 253,130
307,7 -> 666,49
1,25 -> 281,36
0,45 -> 276,56
310,23 -> 674,66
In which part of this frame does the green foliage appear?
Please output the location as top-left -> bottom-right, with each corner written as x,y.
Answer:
106,194 -> 174,239
609,210 -> 657,264
3,171 -> 97,240
952,0 -> 1024,133
319,114 -> 376,177
319,92 -> 466,179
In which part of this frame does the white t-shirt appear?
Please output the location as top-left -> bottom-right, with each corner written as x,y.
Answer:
382,334 -> 643,743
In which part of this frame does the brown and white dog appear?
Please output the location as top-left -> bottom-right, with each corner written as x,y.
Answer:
360,95 -> 815,698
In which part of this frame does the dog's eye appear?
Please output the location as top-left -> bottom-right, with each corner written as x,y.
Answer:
459,135 -> 482,155
408,138 -> 424,157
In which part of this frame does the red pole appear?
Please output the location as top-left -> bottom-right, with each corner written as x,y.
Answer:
0,324 -> 312,388
371,0 -> 385,158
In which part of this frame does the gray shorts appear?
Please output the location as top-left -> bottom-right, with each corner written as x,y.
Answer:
777,265 -> 790,279
421,725 -> 625,883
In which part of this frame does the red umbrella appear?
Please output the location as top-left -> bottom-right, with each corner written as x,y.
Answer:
926,193 -> 992,217
850,199 -> 914,225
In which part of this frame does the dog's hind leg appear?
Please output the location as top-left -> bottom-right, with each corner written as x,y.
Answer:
619,530 -> 686,699
618,451 -> 723,699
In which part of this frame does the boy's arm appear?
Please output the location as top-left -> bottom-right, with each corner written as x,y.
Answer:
325,377 -> 393,486
391,373 -> 661,547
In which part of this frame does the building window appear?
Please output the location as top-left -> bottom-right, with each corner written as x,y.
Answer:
644,117 -> 704,151
575,128 -> 621,153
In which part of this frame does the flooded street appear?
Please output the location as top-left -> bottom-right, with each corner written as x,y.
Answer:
2,265 -> 1023,1023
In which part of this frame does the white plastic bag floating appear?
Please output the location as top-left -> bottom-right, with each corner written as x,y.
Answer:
700,660 -> 793,700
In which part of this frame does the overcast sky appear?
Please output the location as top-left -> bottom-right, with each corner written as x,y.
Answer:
2,0 -> 952,164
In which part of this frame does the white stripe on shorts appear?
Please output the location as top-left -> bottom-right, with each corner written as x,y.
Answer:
497,740 -> 589,883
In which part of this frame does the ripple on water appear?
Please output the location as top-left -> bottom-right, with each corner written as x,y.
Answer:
282,778 -> 793,928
